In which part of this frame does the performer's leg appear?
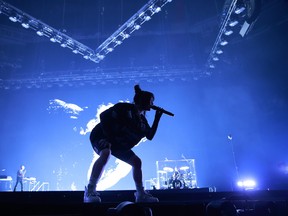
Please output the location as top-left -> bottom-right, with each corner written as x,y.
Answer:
88,148 -> 111,190
84,147 -> 111,203
20,180 -> 23,191
125,154 -> 159,202
126,154 -> 144,192
13,180 -> 18,192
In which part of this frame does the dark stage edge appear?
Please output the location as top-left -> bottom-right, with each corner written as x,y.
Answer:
1,189 -> 288,216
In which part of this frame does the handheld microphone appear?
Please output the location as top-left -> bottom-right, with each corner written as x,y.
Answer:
151,105 -> 174,116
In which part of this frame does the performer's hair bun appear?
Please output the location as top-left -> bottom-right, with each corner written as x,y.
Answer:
134,84 -> 142,94
133,84 -> 154,107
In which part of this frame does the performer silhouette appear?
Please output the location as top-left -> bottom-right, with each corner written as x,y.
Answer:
84,84 -> 164,203
13,165 -> 26,192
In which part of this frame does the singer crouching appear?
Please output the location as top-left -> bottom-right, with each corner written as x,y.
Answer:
84,84 -> 164,203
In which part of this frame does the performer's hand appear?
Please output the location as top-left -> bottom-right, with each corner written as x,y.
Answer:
155,109 -> 163,120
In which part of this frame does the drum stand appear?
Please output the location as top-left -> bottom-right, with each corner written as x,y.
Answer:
156,159 -> 197,190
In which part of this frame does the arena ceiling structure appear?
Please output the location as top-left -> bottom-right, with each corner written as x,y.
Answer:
0,0 -> 287,89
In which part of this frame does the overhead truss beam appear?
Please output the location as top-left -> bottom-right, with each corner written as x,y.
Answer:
0,0 -> 172,63
0,65 -> 202,90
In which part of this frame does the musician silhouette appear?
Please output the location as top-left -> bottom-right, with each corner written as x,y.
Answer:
13,165 -> 26,192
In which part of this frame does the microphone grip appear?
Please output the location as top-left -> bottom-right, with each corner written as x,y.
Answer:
151,105 -> 174,116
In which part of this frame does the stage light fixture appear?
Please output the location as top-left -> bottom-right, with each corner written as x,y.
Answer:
106,47 -> 114,53
83,53 -> 92,60
72,49 -> 79,54
21,19 -> 30,28
212,56 -> 219,61
216,49 -> 223,54
8,14 -> 17,22
235,6 -> 245,14
220,40 -> 228,46
209,64 -> 215,69
229,20 -> 239,27
120,32 -> 130,39
224,29 -> 233,36
115,39 -> 122,45
144,15 -> 151,21
96,53 -> 105,60
36,29 -> 44,36
150,5 -> 161,13
139,12 -> 152,23
134,24 -> 141,30
50,34 -> 62,43
50,37 -> 57,43
21,22 -> 29,28
237,179 -> 256,190
60,42 -> 68,48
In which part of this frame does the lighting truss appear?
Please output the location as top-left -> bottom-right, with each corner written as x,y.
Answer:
0,65 -> 201,90
0,0 -> 96,61
0,0 -> 172,63
92,0 -> 173,63
205,0 -> 262,70
205,0 -> 239,70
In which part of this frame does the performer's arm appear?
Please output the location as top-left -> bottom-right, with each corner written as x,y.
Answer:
146,110 -> 163,140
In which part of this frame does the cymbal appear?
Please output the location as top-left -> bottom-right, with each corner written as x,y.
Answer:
180,166 -> 189,170
158,170 -> 167,174
163,167 -> 173,172
24,177 -> 36,181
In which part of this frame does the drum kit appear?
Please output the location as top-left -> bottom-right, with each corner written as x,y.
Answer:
160,165 -> 194,189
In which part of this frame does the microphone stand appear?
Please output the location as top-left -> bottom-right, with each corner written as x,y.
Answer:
228,134 -> 239,190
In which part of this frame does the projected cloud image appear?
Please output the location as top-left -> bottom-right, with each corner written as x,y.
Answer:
2,80 -> 287,192
83,102 -> 132,191
47,99 -> 87,119
48,99 -> 145,190
87,151 -> 131,191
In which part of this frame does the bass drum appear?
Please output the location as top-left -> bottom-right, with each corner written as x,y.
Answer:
172,179 -> 185,189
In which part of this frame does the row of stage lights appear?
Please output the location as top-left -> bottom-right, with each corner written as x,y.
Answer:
206,0 -> 260,70
207,0 -> 245,69
0,0 -> 95,61
94,0 -> 172,62
0,65 -> 200,90
0,0 -> 172,63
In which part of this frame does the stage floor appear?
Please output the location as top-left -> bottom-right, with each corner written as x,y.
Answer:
1,188 -> 288,216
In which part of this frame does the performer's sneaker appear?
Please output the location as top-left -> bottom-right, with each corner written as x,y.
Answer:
84,186 -> 101,203
134,191 -> 159,203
